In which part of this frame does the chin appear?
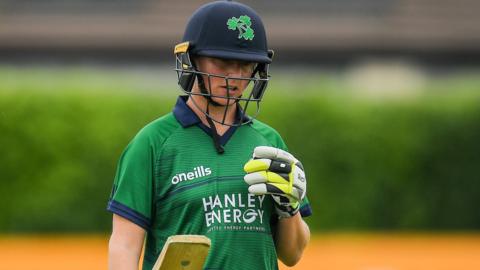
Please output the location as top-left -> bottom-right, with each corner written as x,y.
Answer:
211,96 -> 238,106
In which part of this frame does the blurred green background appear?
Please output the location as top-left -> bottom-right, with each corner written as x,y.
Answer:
1,65 -> 479,233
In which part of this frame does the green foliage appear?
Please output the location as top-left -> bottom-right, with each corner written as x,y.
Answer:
1,71 -> 480,233
259,95 -> 480,231
0,89 -> 172,232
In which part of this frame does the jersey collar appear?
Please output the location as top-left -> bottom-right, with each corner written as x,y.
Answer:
173,95 -> 250,128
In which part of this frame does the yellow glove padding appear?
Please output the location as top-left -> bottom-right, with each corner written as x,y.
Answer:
243,146 -> 306,217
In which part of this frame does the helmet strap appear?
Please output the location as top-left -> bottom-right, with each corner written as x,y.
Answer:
205,106 -> 225,154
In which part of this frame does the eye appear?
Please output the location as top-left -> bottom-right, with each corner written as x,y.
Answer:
238,62 -> 255,73
209,58 -> 255,76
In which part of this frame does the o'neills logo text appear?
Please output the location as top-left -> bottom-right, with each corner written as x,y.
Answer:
171,166 -> 212,184
202,193 -> 266,233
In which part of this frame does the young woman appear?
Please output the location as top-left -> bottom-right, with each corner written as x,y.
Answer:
107,1 -> 311,269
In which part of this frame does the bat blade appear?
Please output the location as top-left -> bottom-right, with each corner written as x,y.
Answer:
152,235 -> 211,270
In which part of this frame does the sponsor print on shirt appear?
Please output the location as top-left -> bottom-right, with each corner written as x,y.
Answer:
171,166 -> 212,185
202,193 -> 267,233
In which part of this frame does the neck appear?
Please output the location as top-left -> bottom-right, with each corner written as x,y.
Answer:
186,95 -> 237,135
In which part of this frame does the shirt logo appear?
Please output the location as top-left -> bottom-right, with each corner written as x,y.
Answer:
227,15 -> 255,40
202,193 -> 267,233
171,166 -> 212,185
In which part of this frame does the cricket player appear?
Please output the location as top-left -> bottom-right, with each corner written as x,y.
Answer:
107,1 -> 312,269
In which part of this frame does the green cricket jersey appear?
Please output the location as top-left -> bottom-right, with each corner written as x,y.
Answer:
107,96 -> 312,270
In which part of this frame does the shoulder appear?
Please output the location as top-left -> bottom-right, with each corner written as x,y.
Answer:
248,119 -> 288,150
128,112 -> 181,151
249,119 -> 281,137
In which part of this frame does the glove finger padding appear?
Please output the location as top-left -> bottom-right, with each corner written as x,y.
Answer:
243,158 -> 291,174
253,146 -> 298,164
244,159 -> 306,201
244,171 -> 289,185
252,146 -> 305,173
248,183 -> 303,203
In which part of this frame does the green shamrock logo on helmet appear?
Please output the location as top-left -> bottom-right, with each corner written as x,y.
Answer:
227,15 -> 254,41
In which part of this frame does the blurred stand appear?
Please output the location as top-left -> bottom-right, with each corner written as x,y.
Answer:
0,0 -> 479,68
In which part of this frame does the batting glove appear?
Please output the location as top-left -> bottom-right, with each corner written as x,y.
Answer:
243,146 -> 307,218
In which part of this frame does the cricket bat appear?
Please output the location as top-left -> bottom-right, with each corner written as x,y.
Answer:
152,235 -> 211,270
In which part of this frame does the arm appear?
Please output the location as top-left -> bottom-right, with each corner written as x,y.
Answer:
275,213 -> 310,267
243,146 -> 311,266
109,214 -> 146,270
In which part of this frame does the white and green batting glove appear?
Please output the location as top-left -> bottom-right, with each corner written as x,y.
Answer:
243,146 -> 307,218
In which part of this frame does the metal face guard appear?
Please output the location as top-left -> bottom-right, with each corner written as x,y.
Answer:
175,52 -> 271,127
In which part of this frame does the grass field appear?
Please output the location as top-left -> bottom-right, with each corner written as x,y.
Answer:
1,234 -> 479,270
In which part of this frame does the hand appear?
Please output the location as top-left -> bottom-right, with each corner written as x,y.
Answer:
243,146 -> 307,218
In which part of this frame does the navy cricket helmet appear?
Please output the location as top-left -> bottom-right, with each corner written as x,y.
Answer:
174,0 -> 274,127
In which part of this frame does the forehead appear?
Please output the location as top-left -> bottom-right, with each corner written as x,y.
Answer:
196,56 -> 254,66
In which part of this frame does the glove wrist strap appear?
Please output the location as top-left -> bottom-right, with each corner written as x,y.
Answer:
275,204 -> 299,219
